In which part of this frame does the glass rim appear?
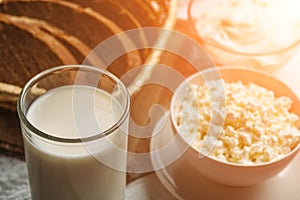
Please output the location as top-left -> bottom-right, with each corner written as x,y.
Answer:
17,65 -> 130,143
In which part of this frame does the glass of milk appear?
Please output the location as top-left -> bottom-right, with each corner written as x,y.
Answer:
17,65 -> 130,200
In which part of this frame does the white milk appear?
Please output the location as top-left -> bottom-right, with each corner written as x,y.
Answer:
23,85 -> 127,200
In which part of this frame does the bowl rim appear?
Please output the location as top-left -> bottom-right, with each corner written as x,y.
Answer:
170,66 -> 300,168
187,0 -> 300,56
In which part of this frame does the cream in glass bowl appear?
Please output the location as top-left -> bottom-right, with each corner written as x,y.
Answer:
188,0 -> 300,70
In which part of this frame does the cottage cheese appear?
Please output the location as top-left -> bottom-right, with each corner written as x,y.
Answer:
176,81 -> 300,164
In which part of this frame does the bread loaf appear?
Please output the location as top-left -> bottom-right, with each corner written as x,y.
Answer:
0,0 -> 177,157
0,0 -> 176,110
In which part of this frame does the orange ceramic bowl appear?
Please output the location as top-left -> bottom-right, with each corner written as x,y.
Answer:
170,66 -> 300,186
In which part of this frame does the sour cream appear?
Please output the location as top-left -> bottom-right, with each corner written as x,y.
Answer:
194,0 -> 300,54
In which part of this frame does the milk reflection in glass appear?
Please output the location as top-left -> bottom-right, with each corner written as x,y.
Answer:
18,66 -> 129,200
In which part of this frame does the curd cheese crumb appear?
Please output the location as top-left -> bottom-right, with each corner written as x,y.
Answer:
176,81 -> 300,164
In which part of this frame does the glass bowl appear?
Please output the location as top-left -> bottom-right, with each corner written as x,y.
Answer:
187,0 -> 300,71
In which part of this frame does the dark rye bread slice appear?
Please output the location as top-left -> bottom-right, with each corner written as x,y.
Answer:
0,0 -> 143,72
0,15 -> 76,86
0,0 -> 120,48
